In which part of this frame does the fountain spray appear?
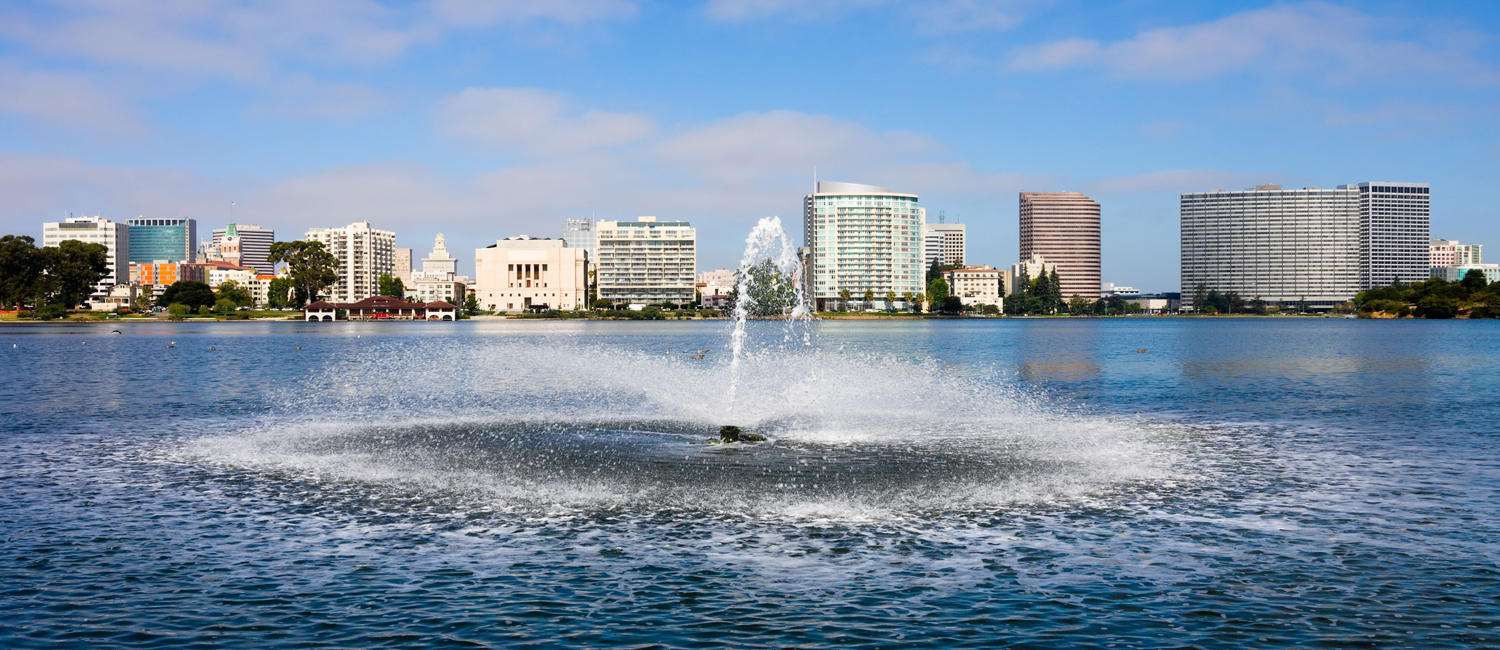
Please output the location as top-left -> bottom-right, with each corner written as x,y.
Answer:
724,216 -> 813,433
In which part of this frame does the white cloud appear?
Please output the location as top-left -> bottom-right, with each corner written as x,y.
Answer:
437,88 -> 656,156
0,0 -> 639,81
655,110 -> 936,186
244,75 -> 389,119
704,0 -> 1028,31
1083,169 -> 1298,195
0,64 -> 148,136
1008,2 -> 1500,84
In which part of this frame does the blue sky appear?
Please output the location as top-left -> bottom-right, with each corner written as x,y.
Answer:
2,0 -> 1498,291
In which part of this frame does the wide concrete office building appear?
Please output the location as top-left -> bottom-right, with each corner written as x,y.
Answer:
1181,182 -> 1429,310
127,218 -> 196,263
305,221 -> 395,302
474,236 -> 587,311
595,217 -> 696,305
42,216 -> 130,301
212,224 -> 275,274
804,181 -> 925,311
1020,192 -> 1101,299
924,222 -> 965,267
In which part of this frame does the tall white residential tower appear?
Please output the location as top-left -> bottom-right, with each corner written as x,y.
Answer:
803,181 -> 924,310
305,221 -> 396,302
594,217 -> 696,305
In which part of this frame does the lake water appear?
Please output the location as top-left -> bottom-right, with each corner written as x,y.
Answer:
2,319 -> 1497,648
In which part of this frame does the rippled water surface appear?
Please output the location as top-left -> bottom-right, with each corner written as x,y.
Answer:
2,319 -> 1498,648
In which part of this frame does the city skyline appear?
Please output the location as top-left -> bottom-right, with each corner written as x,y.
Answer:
2,2 -> 1499,291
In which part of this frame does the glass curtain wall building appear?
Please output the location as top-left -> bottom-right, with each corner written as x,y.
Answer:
126,218 -> 196,263
804,181 -> 924,311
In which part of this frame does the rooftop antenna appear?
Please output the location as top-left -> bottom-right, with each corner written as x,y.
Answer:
939,210 -> 946,224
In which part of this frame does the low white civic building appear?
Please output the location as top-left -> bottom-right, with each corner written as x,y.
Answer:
473,236 -> 588,312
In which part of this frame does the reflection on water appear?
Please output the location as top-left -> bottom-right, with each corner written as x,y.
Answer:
2,319 -> 1498,648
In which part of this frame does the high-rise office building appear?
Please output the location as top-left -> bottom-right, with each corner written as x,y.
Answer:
305,221 -> 396,302
1181,185 -> 1359,309
594,217 -> 696,304
804,181 -> 925,310
212,224 -> 275,274
924,222 -> 965,267
1359,182 -> 1431,288
127,218 -> 196,263
1180,181 -> 1430,310
1020,192 -> 1101,300
42,216 -> 130,300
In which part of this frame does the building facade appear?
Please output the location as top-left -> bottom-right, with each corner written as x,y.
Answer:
924,222 -> 966,267
804,181 -> 925,311
697,269 -> 736,299
1359,183 -> 1431,288
1006,253 -> 1057,297
1020,192 -> 1101,299
1181,182 -> 1429,310
1432,264 -> 1500,284
942,266 -> 1002,307
394,248 -> 413,284
212,224 -> 275,274
474,236 -> 588,311
42,216 -> 130,301
127,218 -> 196,263
420,233 -> 458,277
595,217 -> 696,305
305,221 -> 396,302
563,218 -> 597,262
1430,238 -> 1482,268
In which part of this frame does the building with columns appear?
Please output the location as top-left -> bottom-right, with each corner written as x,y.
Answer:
474,236 -> 588,312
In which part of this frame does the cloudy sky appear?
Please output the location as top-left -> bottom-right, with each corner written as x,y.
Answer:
3,0 -> 1497,291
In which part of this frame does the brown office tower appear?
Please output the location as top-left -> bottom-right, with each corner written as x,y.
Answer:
1019,192 -> 1101,299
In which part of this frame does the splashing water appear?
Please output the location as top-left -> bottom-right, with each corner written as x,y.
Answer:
726,216 -> 813,416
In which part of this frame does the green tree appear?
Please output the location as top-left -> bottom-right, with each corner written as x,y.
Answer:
863,288 -> 875,309
1017,265 -> 1032,298
216,280 -> 253,307
39,240 -> 110,309
941,295 -> 963,314
838,288 -> 851,312
159,280 -> 215,313
593,298 -> 613,310
378,273 -> 405,298
167,303 -> 191,320
463,293 -> 480,315
1462,269 -> 1489,293
885,290 -> 897,312
738,260 -> 797,317
0,235 -> 46,309
927,278 -> 949,311
1192,283 -> 1210,313
913,292 -> 926,314
927,258 -> 943,283
1045,269 -> 1064,313
213,297 -> 238,314
661,300 -> 678,310
1068,294 -> 1091,315
268,241 -> 338,307
267,277 -> 295,309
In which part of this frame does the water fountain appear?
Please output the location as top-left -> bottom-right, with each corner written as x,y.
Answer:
724,216 -> 813,432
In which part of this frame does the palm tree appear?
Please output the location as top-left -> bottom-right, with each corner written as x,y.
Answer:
885,290 -> 897,312
862,288 -> 875,310
838,288 -> 851,312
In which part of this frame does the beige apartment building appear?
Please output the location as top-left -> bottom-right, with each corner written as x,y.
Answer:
1020,192 -> 1101,299
942,266 -> 1002,307
305,221 -> 396,302
473,236 -> 587,312
1006,252 -> 1057,296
